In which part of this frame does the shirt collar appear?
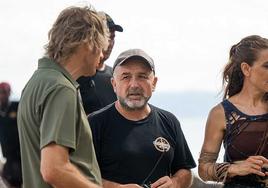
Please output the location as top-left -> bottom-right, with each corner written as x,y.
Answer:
38,57 -> 79,89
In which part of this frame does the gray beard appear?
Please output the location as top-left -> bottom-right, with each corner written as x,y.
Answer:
117,95 -> 150,111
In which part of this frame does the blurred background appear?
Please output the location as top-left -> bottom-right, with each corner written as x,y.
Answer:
1,0 -> 268,180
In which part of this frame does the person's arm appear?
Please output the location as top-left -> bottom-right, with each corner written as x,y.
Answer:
102,179 -> 141,188
198,104 -> 268,182
151,169 -> 192,188
40,143 -> 101,188
198,104 -> 225,182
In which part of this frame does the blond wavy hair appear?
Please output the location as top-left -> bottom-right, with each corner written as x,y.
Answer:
44,6 -> 109,63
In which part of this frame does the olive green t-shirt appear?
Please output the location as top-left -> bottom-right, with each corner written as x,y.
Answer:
17,57 -> 101,188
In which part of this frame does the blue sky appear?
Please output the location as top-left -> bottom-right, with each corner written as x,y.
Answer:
1,0 -> 268,99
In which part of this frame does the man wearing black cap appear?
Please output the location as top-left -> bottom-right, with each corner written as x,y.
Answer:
77,12 -> 123,115
88,49 -> 196,188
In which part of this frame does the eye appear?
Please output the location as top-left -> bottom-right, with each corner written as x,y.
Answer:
263,64 -> 268,69
121,75 -> 130,80
139,75 -> 149,79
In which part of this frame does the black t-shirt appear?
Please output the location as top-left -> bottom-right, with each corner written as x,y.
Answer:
77,65 -> 117,115
0,101 -> 20,161
88,103 -> 196,185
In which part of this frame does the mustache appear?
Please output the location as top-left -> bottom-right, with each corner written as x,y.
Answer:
127,88 -> 144,96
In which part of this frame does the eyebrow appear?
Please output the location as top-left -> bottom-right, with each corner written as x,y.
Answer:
120,71 -> 150,76
120,72 -> 131,76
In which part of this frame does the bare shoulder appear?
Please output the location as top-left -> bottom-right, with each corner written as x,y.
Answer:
209,103 -> 224,118
204,103 -> 226,141
201,103 -> 226,153
206,103 -> 225,130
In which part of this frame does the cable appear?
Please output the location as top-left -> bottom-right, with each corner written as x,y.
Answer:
141,150 -> 166,185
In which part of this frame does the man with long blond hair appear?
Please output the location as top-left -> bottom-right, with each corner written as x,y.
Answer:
17,5 -> 109,188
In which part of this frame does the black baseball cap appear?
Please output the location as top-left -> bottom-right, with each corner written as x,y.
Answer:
113,49 -> 155,73
101,12 -> 123,32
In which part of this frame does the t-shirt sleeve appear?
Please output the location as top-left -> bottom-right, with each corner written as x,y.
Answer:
39,86 -> 77,150
170,115 -> 196,174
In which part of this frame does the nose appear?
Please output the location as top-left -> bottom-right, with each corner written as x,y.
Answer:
99,50 -> 104,60
129,77 -> 139,88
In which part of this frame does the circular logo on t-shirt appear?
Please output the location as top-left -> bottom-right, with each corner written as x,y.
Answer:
153,137 -> 170,152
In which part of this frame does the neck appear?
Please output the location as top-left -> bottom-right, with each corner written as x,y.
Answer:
115,101 -> 151,121
230,84 -> 268,114
239,82 -> 267,105
61,54 -> 83,80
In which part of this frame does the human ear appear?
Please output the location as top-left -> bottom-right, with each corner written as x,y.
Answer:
240,62 -> 251,77
111,77 -> 117,93
152,77 -> 158,92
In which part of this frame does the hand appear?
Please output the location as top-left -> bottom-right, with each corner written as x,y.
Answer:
151,176 -> 174,188
118,184 -> 142,188
103,179 -> 142,188
228,155 -> 268,177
